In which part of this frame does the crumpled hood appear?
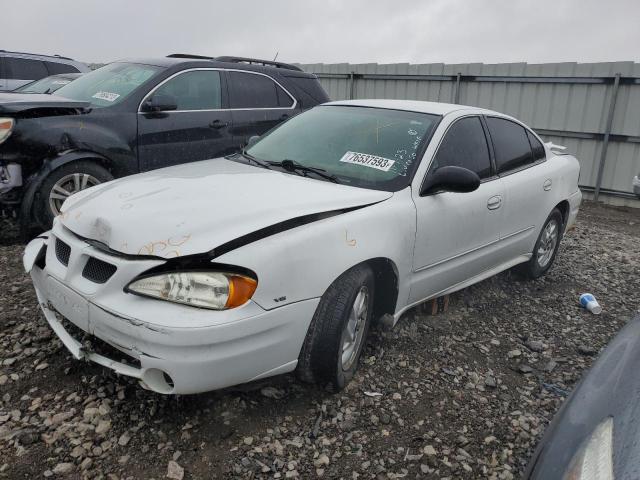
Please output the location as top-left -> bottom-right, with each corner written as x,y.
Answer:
60,158 -> 393,258
0,92 -> 89,113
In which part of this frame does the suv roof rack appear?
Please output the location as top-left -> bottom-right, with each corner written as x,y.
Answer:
215,56 -> 303,72
167,53 -> 215,60
166,53 -> 303,72
0,49 -> 74,61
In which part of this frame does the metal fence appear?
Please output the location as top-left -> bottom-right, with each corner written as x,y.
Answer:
298,62 -> 640,205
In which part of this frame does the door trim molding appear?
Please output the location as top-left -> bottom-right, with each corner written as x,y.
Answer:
413,225 -> 534,273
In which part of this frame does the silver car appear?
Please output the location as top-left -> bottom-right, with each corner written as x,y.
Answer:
634,170 -> 640,198
0,50 -> 89,91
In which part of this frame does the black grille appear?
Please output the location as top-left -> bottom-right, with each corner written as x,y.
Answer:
82,257 -> 117,284
55,239 -> 71,266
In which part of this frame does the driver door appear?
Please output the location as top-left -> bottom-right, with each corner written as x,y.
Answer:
137,69 -> 234,172
409,115 -> 505,303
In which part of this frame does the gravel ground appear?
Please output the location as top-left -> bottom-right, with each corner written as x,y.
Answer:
1,200 -> 639,480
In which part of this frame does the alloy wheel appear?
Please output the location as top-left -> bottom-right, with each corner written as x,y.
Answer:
537,219 -> 559,268
48,173 -> 100,216
340,286 -> 369,371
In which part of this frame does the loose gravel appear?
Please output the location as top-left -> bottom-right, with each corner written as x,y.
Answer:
1,201 -> 639,479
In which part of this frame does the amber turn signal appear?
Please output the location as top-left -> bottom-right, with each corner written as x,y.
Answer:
226,275 -> 258,309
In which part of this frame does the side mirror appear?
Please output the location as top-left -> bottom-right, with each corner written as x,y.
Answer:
142,94 -> 178,112
246,135 -> 260,148
420,166 -> 481,196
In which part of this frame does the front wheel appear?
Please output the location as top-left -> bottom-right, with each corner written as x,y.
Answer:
297,264 -> 375,391
36,161 -> 113,228
517,208 -> 564,279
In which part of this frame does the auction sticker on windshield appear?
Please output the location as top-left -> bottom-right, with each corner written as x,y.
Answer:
92,91 -> 120,102
339,151 -> 396,172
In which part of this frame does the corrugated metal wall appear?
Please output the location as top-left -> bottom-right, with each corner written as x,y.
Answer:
298,62 -> 640,203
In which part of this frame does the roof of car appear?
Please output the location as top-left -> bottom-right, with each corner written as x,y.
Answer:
324,99 -> 494,116
118,56 -> 316,77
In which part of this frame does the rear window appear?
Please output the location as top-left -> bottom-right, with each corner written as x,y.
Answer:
527,130 -> 546,161
5,57 -> 48,80
285,76 -> 330,108
228,71 -> 292,108
486,117 -> 534,174
45,61 -> 80,75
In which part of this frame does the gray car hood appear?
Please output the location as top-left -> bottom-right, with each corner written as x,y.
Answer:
59,158 -> 393,258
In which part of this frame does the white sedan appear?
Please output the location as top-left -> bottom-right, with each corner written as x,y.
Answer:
23,100 -> 582,394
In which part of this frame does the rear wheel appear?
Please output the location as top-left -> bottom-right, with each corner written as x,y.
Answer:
297,264 -> 375,391
517,208 -> 564,279
36,161 -> 113,228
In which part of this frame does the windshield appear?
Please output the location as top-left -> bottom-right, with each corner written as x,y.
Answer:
246,105 -> 440,191
15,75 -> 74,94
55,62 -> 161,107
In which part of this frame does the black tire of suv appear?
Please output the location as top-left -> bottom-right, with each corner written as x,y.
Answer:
296,264 -> 375,391
36,161 -> 113,229
517,208 -> 564,279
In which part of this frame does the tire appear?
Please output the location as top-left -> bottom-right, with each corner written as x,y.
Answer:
36,161 -> 113,228
296,264 -> 375,391
517,208 -> 564,279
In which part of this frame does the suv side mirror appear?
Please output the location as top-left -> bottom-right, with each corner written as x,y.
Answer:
420,166 -> 481,196
142,94 -> 178,112
246,135 -> 261,148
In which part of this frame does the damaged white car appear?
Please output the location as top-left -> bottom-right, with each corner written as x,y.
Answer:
24,100 -> 582,394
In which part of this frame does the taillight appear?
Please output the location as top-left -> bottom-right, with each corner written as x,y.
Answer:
0,118 -> 14,144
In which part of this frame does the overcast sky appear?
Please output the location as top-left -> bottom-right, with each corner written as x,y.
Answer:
2,0 -> 639,65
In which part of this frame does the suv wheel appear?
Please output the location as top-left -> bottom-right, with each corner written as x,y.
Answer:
297,264 -> 375,391
37,161 -> 113,227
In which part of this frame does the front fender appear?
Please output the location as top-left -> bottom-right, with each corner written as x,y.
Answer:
215,188 -> 416,312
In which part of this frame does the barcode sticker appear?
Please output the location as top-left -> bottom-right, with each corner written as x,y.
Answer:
339,151 -> 395,172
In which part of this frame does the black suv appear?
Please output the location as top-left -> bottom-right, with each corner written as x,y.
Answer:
0,54 -> 328,231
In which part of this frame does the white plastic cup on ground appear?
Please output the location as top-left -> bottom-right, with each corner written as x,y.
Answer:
579,293 -> 602,315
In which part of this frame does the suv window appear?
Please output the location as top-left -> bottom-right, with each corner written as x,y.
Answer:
154,70 -> 222,110
228,71 -> 292,108
430,117 -> 492,179
45,61 -> 80,75
527,130 -> 546,161
486,117 -> 534,173
5,57 -> 48,80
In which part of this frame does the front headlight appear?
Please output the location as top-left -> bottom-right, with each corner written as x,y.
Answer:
126,271 -> 257,310
0,118 -> 14,144
563,417 -> 614,480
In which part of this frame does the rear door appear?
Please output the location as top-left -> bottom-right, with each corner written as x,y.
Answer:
485,117 -> 554,257
137,69 -> 234,172
410,115 -> 505,303
226,70 -> 297,145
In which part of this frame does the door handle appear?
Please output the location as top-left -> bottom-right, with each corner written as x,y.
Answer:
543,179 -> 553,191
487,195 -> 502,210
209,119 -> 229,129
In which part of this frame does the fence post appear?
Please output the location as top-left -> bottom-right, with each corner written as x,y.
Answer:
453,72 -> 461,104
594,73 -> 621,202
349,72 -> 356,99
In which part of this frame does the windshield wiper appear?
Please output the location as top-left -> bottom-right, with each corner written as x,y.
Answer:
232,151 -> 272,170
270,159 -> 340,183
